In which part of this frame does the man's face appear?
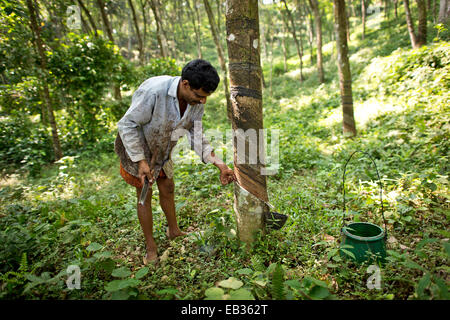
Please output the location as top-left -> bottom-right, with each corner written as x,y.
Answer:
182,80 -> 211,105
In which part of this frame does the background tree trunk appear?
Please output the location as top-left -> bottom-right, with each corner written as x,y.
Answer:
307,9 -> 315,66
26,0 -> 63,161
96,0 -> 121,99
96,0 -> 114,42
333,0 -> 357,137
192,0 -> 202,55
203,0 -> 232,119
77,0 -> 98,37
282,34 -> 288,73
128,0 -> 144,65
150,0 -> 169,57
281,0 -> 304,82
384,0 -> 390,19
361,0 -> 366,40
225,0 -> 269,245
79,10 -> 92,35
394,0 -> 399,18
404,0 -> 418,48
309,0 -> 324,83
438,0 -> 450,23
138,0 -> 150,61
193,0 -> 204,57
416,0 -> 428,47
175,0 -> 187,62
127,10 -> 133,59
159,0 -> 176,57
186,0 -> 203,58
404,0 -> 428,48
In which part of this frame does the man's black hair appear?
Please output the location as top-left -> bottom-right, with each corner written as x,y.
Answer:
181,59 -> 220,93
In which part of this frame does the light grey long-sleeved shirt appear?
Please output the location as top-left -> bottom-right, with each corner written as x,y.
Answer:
114,75 -> 214,179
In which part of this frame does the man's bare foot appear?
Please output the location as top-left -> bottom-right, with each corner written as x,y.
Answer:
143,250 -> 158,265
166,227 -> 188,240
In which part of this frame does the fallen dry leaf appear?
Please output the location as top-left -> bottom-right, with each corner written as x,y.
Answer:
160,248 -> 171,262
399,244 -> 411,250
387,236 -> 398,244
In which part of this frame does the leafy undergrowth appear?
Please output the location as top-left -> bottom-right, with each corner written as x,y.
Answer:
1,28 -> 449,300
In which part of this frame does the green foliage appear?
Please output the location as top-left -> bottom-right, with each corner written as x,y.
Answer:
131,58 -> 181,88
359,42 -> 450,101
48,33 -> 129,143
385,239 -> 450,300
205,263 -> 335,301
204,277 -> 254,300
0,0 -> 34,85
104,266 -> 145,300
0,115 -> 53,175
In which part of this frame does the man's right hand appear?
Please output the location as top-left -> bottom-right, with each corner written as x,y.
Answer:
138,159 -> 154,187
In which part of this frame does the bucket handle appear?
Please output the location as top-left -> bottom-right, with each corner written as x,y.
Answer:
342,150 -> 387,238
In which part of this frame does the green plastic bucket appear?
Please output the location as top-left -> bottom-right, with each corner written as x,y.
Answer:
341,222 -> 386,264
339,151 -> 387,265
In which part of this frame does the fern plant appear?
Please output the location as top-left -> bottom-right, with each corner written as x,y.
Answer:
271,263 -> 286,300
0,252 -> 31,298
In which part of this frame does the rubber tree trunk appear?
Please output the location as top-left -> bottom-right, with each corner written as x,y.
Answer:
333,0 -> 357,137
215,0 -> 222,32
159,0 -> 176,58
394,0 -> 398,18
186,0 -> 202,58
175,0 -> 187,62
127,11 -> 133,59
138,0 -> 150,60
361,0 -> 366,40
309,0 -> 324,83
404,0 -> 418,47
281,0 -> 304,82
415,0 -> 428,47
128,0 -> 144,65
26,0 -> 63,161
225,0 -> 269,245
281,35 -> 288,73
404,0 -> 428,48
150,0 -> 169,57
96,0 -> 114,42
203,0 -> 232,120
96,0 -> 121,99
77,0 -> 98,37
438,0 -> 450,23
307,9 -> 315,65
294,0 -> 311,66
193,0 -> 204,56
280,12 -> 290,72
79,10 -> 92,34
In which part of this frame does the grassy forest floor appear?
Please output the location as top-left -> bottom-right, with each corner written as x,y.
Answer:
0,13 -> 449,299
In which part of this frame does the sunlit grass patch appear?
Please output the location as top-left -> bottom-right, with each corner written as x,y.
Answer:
318,97 -> 406,131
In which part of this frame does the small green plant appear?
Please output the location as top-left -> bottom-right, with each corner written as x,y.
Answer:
204,277 -> 254,300
104,266 -> 149,300
271,263 -> 286,300
285,276 -> 335,300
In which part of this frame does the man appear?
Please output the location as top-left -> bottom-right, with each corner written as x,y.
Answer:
115,59 -> 236,264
